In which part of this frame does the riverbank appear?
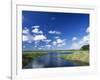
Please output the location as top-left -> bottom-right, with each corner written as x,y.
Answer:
60,51 -> 89,66
22,51 -> 47,68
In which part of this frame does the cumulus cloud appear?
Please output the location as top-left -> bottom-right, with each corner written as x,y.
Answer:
32,28 -> 43,34
79,35 -> 89,46
70,42 -> 80,49
48,30 -> 61,35
52,38 -> 66,48
22,35 -> 28,41
45,44 -> 51,48
22,25 -> 48,49
22,25 -> 68,50
72,37 -> 77,41
33,34 -> 47,41
23,25 -> 50,50
22,27 -> 33,43
22,27 -> 29,34
32,25 -> 40,29
32,25 -> 43,34
52,41 -> 57,46
43,39 -> 51,43
56,39 -> 63,44
70,35 -> 89,49
57,43 -> 66,47
22,34 -> 33,43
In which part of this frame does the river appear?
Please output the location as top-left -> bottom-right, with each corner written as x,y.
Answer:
23,52 -> 76,69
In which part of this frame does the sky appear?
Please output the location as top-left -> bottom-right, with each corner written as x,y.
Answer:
22,11 -> 90,50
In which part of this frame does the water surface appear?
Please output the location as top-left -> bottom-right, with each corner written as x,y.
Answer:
23,52 -> 76,69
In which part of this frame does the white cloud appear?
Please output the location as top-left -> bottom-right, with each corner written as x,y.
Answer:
52,41 -> 57,46
22,34 -> 33,43
70,42 -> 80,49
32,25 -> 40,29
57,43 -> 66,47
79,34 -> 89,47
22,27 -> 29,34
33,34 -> 47,41
43,39 -> 51,43
56,38 -> 63,44
48,30 -> 55,34
45,44 -> 51,48
70,34 -> 89,50
32,28 -> 38,33
22,35 -> 28,41
83,35 -> 89,42
52,38 -> 66,47
86,27 -> 90,33
32,28 -> 43,34
72,37 -> 77,41
32,25 -> 43,34
22,28 -> 30,42
56,31 -> 61,34
48,30 -> 61,35
39,31 -> 43,34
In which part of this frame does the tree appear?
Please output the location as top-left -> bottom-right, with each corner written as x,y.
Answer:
80,45 -> 89,50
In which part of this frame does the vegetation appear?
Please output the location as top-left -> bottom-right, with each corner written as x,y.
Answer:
60,51 -> 89,66
22,51 -> 47,68
81,44 -> 89,50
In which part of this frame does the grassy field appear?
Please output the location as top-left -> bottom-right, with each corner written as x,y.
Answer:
22,51 -> 47,68
60,51 -> 89,66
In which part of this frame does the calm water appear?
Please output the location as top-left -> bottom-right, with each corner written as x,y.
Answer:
24,52 -> 76,69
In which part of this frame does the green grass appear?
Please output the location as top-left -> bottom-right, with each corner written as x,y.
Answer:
60,51 -> 89,66
22,51 -> 47,68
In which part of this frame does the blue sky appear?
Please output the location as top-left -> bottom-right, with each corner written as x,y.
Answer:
22,11 -> 89,50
